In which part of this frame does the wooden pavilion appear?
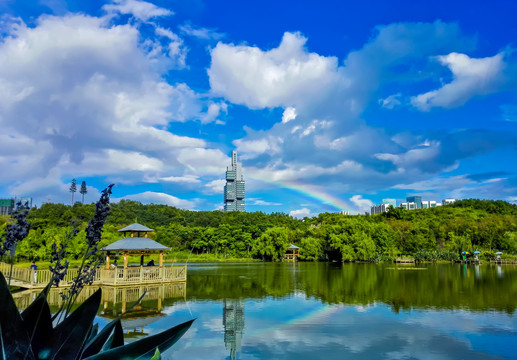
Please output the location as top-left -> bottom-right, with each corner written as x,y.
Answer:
285,244 -> 300,261
99,223 -> 186,285
103,223 -> 168,269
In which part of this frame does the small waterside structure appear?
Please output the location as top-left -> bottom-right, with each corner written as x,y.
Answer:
100,223 -> 186,286
395,257 -> 415,263
1,223 -> 186,289
285,244 -> 300,261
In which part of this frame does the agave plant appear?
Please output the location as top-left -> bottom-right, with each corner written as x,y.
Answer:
0,271 -> 194,359
0,185 -> 195,359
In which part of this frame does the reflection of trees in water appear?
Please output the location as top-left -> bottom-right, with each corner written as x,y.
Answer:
223,299 -> 245,360
186,263 -> 517,313
13,283 -> 186,311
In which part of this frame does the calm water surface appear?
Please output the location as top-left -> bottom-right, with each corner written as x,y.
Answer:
19,262 -> 517,359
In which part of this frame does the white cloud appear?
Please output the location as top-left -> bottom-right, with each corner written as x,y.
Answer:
248,198 -> 282,206
204,179 -> 226,194
208,32 -> 344,110
0,12 -> 219,204
392,175 -> 471,191
159,175 -> 201,184
349,195 -> 374,214
114,191 -> 195,209
248,160 -> 363,183
234,134 -> 284,158
374,141 -> 441,168
378,93 -> 401,109
153,27 -> 187,68
289,208 -> 311,218
177,148 -> 229,175
213,21 -> 478,199
103,0 -> 173,21
282,106 -> 297,123
179,23 -> 223,40
411,52 -> 506,111
200,101 -> 227,124
105,149 -> 164,171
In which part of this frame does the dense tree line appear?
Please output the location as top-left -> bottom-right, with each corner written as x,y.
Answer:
2,199 -> 516,262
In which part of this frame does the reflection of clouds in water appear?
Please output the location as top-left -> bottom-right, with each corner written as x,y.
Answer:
120,294 -> 515,359
240,306 -> 502,359
406,309 -> 517,335
201,316 -> 225,332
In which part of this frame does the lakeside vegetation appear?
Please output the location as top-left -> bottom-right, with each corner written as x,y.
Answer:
1,199 -> 516,263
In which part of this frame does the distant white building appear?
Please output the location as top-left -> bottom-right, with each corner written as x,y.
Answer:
400,202 -> 417,210
371,196 -> 457,214
421,200 -> 439,208
371,204 -> 388,215
370,199 -> 397,215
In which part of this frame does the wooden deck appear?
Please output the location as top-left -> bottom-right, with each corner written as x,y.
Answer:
0,262 -> 187,289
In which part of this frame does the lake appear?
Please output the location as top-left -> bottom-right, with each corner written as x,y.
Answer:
15,262 -> 517,359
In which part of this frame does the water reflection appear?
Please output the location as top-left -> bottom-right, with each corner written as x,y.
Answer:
186,262 -> 517,313
11,263 -> 517,359
13,282 -> 186,342
223,299 -> 245,360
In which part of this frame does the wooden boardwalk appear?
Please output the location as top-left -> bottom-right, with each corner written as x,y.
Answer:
0,262 -> 187,289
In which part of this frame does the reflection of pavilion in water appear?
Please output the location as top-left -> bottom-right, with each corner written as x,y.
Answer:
223,299 -> 245,360
13,283 -> 186,340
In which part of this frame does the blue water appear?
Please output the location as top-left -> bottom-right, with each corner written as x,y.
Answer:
100,263 -> 517,359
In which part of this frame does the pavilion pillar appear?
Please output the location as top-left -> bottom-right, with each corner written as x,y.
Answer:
140,254 -> 144,266
106,254 -> 111,270
159,251 -> 163,267
124,252 -> 128,269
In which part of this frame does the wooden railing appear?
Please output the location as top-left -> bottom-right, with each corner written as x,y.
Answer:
0,262 -> 32,283
99,266 -> 187,285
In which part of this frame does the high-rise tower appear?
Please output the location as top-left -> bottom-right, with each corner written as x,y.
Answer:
224,151 -> 245,211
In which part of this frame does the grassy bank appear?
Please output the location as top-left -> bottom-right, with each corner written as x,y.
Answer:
165,251 -> 258,263
10,252 -> 258,268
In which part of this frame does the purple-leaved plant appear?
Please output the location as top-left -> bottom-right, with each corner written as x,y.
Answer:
56,184 -> 114,319
0,202 -> 31,256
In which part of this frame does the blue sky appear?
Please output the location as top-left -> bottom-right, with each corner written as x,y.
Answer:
0,0 -> 516,216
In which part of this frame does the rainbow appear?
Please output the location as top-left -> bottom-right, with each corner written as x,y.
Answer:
248,175 -> 351,212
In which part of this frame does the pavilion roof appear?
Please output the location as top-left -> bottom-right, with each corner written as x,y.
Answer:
287,244 -> 299,249
118,223 -> 154,232
101,237 -> 168,252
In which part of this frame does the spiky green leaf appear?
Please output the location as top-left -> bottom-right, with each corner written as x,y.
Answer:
84,319 -> 195,360
20,293 -> 52,358
82,291 -> 146,358
47,288 -> 102,360
0,271 -> 35,360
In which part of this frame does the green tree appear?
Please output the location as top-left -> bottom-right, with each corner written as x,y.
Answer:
253,227 -> 289,261
69,178 -> 77,205
80,180 -> 87,203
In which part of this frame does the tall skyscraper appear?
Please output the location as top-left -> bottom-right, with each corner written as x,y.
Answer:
224,151 -> 245,211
